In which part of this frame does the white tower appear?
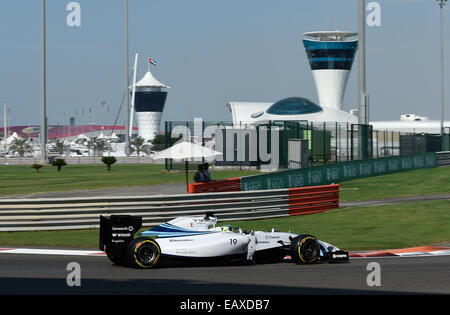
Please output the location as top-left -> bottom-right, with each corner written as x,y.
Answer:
132,70 -> 170,142
303,31 -> 358,110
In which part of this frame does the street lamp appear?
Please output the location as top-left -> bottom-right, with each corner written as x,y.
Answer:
358,0 -> 369,160
437,0 -> 447,139
41,0 -> 48,162
124,0 -> 131,156
358,0 -> 367,126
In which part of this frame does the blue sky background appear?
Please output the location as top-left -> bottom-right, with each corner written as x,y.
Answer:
0,0 -> 448,127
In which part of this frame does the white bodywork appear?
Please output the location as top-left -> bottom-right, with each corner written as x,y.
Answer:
140,216 -> 338,260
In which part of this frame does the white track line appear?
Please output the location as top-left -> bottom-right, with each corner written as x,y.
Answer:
0,248 -> 105,256
0,248 -> 449,258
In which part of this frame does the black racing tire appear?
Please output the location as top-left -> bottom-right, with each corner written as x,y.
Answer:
290,234 -> 320,264
127,237 -> 161,269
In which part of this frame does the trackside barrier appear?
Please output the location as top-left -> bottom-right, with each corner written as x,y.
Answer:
188,178 -> 241,193
288,185 -> 339,216
0,184 -> 339,232
436,151 -> 450,167
241,153 -> 437,191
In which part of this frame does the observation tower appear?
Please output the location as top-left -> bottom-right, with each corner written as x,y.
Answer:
132,69 -> 170,142
303,31 -> 358,110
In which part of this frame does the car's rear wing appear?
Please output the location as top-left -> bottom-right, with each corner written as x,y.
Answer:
99,215 -> 142,252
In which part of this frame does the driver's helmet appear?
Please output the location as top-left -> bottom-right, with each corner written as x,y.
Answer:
221,225 -> 232,232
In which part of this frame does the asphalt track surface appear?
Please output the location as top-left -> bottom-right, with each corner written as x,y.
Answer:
0,252 -> 449,295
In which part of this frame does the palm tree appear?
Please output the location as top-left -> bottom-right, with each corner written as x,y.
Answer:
52,158 -> 67,171
150,134 -> 167,152
131,136 -> 151,156
50,138 -> 70,156
92,139 -> 109,157
9,137 -> 33,157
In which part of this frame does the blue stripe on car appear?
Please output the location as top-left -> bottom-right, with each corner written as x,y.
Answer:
140,223 -> 219,238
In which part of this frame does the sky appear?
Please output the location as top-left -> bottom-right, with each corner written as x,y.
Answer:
0,0 -> 448,128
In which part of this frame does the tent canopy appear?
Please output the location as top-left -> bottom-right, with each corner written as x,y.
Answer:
152,140 -> 222,161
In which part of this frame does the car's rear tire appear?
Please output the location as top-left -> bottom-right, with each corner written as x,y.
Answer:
290,234 -> 320,264
127,237 -> 161,269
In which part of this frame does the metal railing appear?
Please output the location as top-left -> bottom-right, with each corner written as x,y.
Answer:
436,151 -> 450,167
188,177 -> 241,193
0,185 -> 340,232
164,120 -> 444,170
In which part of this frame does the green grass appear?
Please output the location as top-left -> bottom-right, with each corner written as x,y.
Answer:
339,166 -> 450,201
1,200 -> 449,251
0,164 -> 259,197
0,229 -> 99,248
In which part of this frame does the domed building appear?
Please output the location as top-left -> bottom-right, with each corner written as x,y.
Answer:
227,96 -> 356,127
226,30 -> 359,127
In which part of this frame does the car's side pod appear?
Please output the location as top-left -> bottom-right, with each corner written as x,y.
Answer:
99,215 -> 143,266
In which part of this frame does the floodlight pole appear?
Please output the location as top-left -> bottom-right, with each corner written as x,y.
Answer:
438,0 -> 447,138
358,0 -> 367,126
41,0 -> 48,162
130,53 -> 139,138
124,0 -> 131,156
358,0 -> 369,160
3,104 -> 7,154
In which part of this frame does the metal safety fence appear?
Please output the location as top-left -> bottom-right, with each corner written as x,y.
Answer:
188,177 -> 241,193
436,151 -> 450,167
164,120 -> 446,170
0,185 -> 340,232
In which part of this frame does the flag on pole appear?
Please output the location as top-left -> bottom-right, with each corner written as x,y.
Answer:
148,58 -> 158,66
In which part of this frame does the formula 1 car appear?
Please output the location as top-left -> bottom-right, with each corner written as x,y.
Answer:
99,213 -> 349,269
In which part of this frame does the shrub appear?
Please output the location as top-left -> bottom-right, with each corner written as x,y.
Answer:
101,156 -> 117,171
52,159 -> 67,171
31,164 -> 43,172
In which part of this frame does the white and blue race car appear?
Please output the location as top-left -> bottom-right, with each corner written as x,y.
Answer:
99,213 -> 349,269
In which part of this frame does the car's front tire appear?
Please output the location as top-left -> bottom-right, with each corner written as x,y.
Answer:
127,237 -> 161,269
290,234 -> 320,264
